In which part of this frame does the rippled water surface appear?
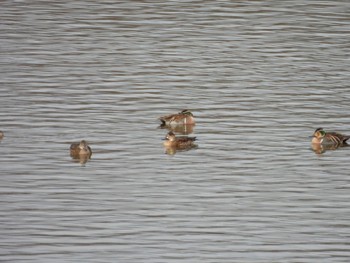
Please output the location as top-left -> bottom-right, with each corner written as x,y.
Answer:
1,1 -> 350,262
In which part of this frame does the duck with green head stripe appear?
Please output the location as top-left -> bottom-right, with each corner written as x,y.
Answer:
311,128 -> 350,146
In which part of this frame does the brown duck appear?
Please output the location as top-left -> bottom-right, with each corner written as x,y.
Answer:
159,109 -> 195,126
163,131 -> 196,148
70,140 -> 92,156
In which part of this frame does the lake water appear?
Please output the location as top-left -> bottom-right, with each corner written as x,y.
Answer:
1,1 -> 350,262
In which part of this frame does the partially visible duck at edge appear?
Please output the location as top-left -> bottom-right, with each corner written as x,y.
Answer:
0,131 -> 4,139
70,140 -> 92,156
311,128 -> 350,146
159,109 -> 195,126
163,131 -> 196,148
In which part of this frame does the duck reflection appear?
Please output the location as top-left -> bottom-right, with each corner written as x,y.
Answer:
164,144 -> 198,155
163,131 -> 197,155
311,143 -> 348,155
70,140 -> 92,164
70,154 -> 92,165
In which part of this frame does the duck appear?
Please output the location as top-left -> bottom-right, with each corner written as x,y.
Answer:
0,131 -> 3,139
163,131 -> 196,148
70,140 -> 92,156
311,128 -> 350,146
159,109 -> 195,126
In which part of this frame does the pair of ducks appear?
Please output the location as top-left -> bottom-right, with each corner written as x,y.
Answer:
159,109 -> 197,148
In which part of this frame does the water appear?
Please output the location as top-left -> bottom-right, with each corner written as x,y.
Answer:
1,1 -> 350,262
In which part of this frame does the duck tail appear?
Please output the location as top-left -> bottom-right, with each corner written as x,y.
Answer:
343,135 -> 350,144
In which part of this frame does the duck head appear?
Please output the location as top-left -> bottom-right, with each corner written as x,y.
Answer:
311,128 -> 326,144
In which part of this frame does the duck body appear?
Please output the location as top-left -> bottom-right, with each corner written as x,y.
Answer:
163,131 -> 196,148
70,140 -> 92,156
159,109 -> 195,126
311,128 -> 350,146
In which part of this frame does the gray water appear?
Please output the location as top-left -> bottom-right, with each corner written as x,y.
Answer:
1,1 -> 350,262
